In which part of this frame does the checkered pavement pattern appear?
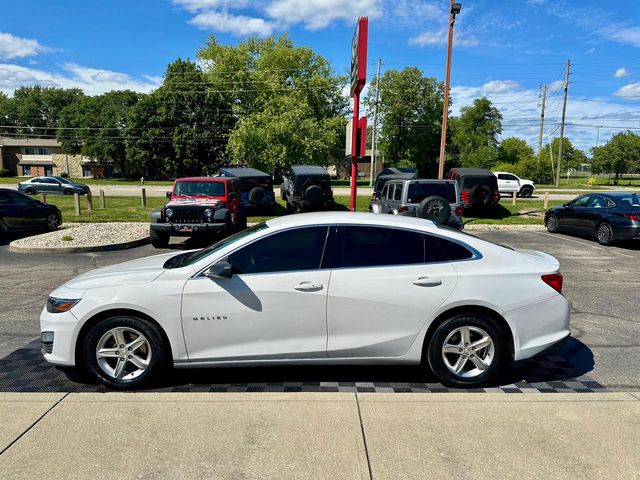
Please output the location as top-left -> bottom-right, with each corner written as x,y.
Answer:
0,338 -> 607,393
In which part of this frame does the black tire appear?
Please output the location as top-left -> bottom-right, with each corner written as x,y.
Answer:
417,196 -> 451,224
545,214 -> 558,233
46,212 -> 60,232
427,313 -> 505,388
469,185 -> 492,208
248,187 -> 267,207
63,188 -> 74,195
83,315 -> 168,390
596,222 -> 613,246
303,184 -> 323,206
25,187 -> 36,195
519,186 -> 533,198
150,228 -> 169,248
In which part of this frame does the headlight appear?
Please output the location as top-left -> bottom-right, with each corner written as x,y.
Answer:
165,208 -> 174,219
204,208 -> 213,218
46,297 -> 80,313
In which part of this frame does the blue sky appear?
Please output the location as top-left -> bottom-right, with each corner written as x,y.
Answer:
1,0 -> 639,152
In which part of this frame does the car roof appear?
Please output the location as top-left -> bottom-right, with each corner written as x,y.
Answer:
175,176 -> 233,183
265,211 -> 440,232
450,168 -> 494,176
220,167 -> 271,178
290,165 -> 329,176
599,192 -> 639,198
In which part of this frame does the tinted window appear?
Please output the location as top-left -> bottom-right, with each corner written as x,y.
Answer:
174,181 -> 225,196
588,196 -> 607,208
381,184 -> 389,199
498,174 -> 508,180
407,182 -> 457,204
462,176 -> 497,190
228,227 -> 328,274
505,174 -> 518,181
7,192 -> 33,206
619,195 -> 640,207
424,235 -> 448,263
435,237 -> 474,261
571,196 -> 591,207
393,184 -> 403,201
339,226 -> 424,268
0,192 -> 10,205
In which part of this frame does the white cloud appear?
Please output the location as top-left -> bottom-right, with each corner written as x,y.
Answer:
190,11 -> 275,36
599,24 -> 640,48
0,63 -> 160,96
408,28 -> 479,47
584,47 -> 595,55
266,0 -> 381,30
614,82 -> 640,99
614,67 -> 630,78
172,0 -> 250,13
481,80 -> 521,94
0,32 -> 50,60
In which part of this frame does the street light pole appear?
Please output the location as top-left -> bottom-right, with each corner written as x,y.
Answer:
437,1 -> 462,180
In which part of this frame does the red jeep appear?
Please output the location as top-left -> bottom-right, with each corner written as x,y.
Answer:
150,176 -> 246,248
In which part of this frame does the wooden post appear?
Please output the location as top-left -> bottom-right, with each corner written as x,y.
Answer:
99,189 -> 105,209
141,187 -> 147,207
512,191 -> 517,206
74,193 -> 81,216
544,191 -> 549,210
85,192 -> 93,212
39,193 -> 46,203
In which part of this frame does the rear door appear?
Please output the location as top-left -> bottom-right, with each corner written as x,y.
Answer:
326,226 -> 457,358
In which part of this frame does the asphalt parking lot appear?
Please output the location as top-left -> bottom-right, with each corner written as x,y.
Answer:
0,230 -> 638,391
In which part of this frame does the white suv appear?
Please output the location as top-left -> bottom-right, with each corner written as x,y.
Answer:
494,172 -> 535,198
40,212 -> 569,390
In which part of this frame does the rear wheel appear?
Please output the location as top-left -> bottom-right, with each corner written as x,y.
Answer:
63,188 -> 74,195
427,314 -> 505,388
83,316 -> 167,389
596,222 -> 613,246
25,187 -> 36,195
150,228 -> 169,248
46,212 -> 60,231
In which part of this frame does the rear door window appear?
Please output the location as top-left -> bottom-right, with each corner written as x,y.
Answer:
337,226 -> 424,268
393,183 -> 403,201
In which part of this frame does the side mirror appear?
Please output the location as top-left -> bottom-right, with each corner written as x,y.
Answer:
166,192 -> 172,198
203,261 -> 232,279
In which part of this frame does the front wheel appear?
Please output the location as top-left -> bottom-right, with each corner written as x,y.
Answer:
546,214 -> 558,233
519,187 -> 533,198
427,314 -> 505,388
63,189 -> 74,195
83,316 -> 167,389
46,212 -> 60,231
150,228 -> 169,248
596,222 -> 613,246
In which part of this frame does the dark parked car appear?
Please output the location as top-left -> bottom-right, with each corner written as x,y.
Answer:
219,167 -> 275,213
0,188 -> 62,234
447,168 -> 500,211
18,176 -> 90,196
545,192 -> 640,245
282,165 -> 333,213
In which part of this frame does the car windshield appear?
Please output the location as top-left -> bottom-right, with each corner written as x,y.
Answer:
407,183 -> 457,203
163,222 -> 269,269
174,181 -> 225,197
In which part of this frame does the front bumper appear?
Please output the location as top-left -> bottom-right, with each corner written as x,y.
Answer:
40,307 -> 80,367
151,222 -> 226,236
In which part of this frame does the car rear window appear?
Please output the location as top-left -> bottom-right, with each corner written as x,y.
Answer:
407,183 -> 457,204
435,237 -> 474,260
619,195 -> 640,207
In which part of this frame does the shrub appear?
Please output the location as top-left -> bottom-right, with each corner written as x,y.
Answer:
0,168 -> 12,177
59,172 -> 69,178
61,235 -> 74,242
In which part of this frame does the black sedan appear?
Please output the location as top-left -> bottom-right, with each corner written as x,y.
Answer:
545,192 -> 640,245
18,176 -> 90,196
0,188 -> 62,234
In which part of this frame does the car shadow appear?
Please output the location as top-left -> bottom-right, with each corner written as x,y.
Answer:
551,230 -> 640,251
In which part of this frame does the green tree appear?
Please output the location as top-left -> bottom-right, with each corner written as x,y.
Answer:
450,98 -> 502,168
57,90 -> 142,176
0,92 -> 14,135
591,131 -> 640,185
199,35 -> 348,176
364,67 -> 445,176
540,137 -> 587,173
126,59 -> 235,177
497,137 -> 534,164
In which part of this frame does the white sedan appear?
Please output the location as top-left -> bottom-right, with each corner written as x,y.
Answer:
40,212 -> 570,389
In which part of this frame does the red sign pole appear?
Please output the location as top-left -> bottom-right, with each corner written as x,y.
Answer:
350,94 -> 359,211
349,17 -> 368,212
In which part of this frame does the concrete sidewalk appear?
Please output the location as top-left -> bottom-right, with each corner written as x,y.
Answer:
1,392 -> 639,479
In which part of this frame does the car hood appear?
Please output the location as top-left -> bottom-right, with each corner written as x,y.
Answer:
63,252 -> 181,290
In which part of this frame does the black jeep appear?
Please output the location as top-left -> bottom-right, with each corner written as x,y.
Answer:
219,167 -> 276,213
282,165 -> 333,213
447,167 -> 500,211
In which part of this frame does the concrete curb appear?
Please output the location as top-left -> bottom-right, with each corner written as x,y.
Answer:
9,236 -> 149,254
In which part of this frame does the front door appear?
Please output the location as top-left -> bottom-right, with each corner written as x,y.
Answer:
182,226 -> 331,361
326,226 -> 458,358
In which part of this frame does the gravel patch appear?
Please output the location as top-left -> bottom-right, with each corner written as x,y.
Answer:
10,222 -> 149,252
464,224 -> 545,231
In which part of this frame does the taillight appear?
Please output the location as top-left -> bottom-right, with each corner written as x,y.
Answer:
624,213 -> 640,221
461,191 -> 470,203
541,273 -> 563,294
398,206 -> 409,213
455,206 -> 464,217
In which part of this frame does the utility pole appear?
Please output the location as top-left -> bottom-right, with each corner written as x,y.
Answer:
369,58 -> 382,187
555,59 -> 571,187
596,125 -> 601,147
537,84 -> 547,161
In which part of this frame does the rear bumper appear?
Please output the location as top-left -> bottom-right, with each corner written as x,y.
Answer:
612,224 -> 640,241
151,222 -> 226,236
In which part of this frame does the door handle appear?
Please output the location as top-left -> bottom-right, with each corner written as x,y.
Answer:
412,277 -> 442,287
294,282 -> 324,292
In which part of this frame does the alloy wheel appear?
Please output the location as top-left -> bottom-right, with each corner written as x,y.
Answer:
441,326 -> 495,379
597,223 -> 612,245
546,215 -> 557,232
47,213 -> 59,231
96,327 -> 152,380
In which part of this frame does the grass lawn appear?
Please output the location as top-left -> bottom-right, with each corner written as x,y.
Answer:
42,193 -> 560,226
538,175 -> 640,190
0,176 -> 173,186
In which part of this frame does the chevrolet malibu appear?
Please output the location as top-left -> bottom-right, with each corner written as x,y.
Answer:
40,212 -> 570,389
